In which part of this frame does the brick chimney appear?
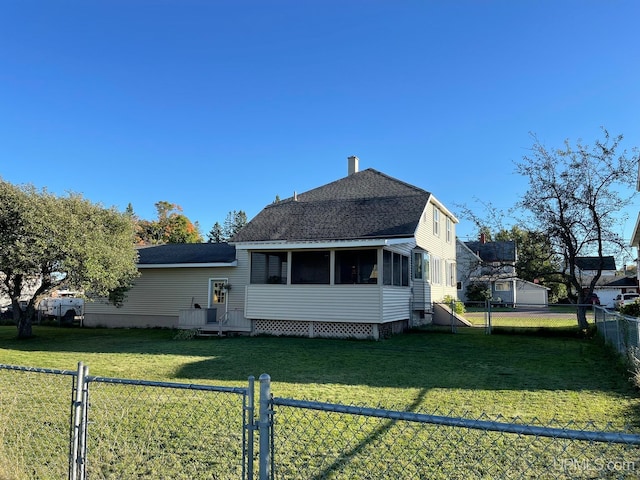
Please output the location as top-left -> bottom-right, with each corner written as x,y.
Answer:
479,232 -> 486,244
348,155 -> 359,175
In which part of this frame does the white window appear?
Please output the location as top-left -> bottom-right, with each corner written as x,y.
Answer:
446,261 -> 456,286
413,251 -> 430,282
431,256 -> 442,284
433,207 -> 440,236
446,217 -> 452,243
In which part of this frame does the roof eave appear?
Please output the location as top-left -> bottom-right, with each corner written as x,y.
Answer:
138,261 -> 238,268
232,237 -> 415,250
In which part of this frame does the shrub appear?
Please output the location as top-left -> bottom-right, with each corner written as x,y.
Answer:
442,295 -> 466,314
620,301 -> 640,317
465,282 -> 491,302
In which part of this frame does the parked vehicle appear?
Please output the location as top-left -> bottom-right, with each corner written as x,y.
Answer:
0,301 -> 27,320
614,293 -> 640,310
585,293 -> 600,306
38,291 -> 84,324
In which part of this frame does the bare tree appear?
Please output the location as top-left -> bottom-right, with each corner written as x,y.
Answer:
515,129 -> 638,329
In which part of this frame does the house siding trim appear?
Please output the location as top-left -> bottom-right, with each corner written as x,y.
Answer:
233,238 -> 414,250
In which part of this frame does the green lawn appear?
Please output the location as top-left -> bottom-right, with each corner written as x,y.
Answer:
0,325 -> 637,425
1,325 -> 639,479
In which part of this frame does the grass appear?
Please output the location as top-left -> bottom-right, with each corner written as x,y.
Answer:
0,325 -> 637,422
1,325 -> 639,479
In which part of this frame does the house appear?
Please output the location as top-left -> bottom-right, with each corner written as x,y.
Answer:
631,160 -> 640,283
84,156 -> 459,339
456,236 -> 549,306
83,242 -> 250,331
595,275 -> 639,309
574,256 -> 617,279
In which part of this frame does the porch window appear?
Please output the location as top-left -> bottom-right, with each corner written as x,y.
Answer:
495,281 -> 511,291
413,251 -> 430,281
383,250 -> 409,286
335,249 -> 378,284
251,252 -> 287,284
291,251 -> 330,284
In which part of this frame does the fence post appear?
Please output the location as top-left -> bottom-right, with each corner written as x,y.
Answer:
69,362 -> 88,480
449,300 -> 457,334
258,374 -> 272,480
485,300 -> 492,335
246,376 -> 255,480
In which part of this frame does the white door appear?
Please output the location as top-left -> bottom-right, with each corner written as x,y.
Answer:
208,278 -> 228,322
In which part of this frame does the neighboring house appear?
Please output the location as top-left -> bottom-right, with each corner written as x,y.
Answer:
594,276 -> 639,309
84,157 -> 459,339
456,237 -> 549,306
574,256 -> 617,279
630,162 -> 640,285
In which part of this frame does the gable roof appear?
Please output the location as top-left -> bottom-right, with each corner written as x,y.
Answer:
602,276 -> 638,288
464,240 -> 516,263
575,256 -> 617,271
137,243 -> 236,267
232,168 -> 449,243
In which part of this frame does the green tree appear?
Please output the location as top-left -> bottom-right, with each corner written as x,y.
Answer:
207,222 -> 225,243
0,180 -> 140,338
515,129 -> 638,329
135,201 -> 202,245
223,210 -> 248,240
494,226 -> 566,303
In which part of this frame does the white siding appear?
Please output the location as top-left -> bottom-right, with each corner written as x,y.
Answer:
85,265 -> 245,318
414,198 -> 458,302
245,284 -> 383,323
382,287 -> 411,322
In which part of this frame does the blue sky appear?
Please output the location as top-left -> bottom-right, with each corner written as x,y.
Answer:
1,1 -> 639,253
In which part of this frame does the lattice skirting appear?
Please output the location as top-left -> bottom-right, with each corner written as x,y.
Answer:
253,319 -> 408,340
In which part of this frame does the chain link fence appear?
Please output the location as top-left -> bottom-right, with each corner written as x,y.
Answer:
83,376 -> 253,479
594,306 -> 640,362
269,394 -> 640,479
440,302 -> 596,333
2,364 -> 640,479
0,365 -> 76,480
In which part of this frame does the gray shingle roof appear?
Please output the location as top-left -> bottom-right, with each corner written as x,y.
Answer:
137,243 -> 236,265
464,241 -> 516,263
603,276 -> 638,288
575,256 -> 617,271
231,169 -> 432,242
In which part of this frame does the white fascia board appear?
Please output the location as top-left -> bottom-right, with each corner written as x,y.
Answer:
138,261 -> 238,269
429,195 -> 459,223
232,238 -> 414,250
630,212 -> 640,247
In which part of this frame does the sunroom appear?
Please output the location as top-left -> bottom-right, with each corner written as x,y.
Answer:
242,240 -> 413,339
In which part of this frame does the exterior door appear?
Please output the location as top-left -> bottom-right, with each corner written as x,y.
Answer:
208,278 -> 228,322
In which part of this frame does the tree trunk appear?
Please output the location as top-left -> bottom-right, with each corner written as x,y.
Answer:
17,315 -> 33,339
576,305 -> 589,331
